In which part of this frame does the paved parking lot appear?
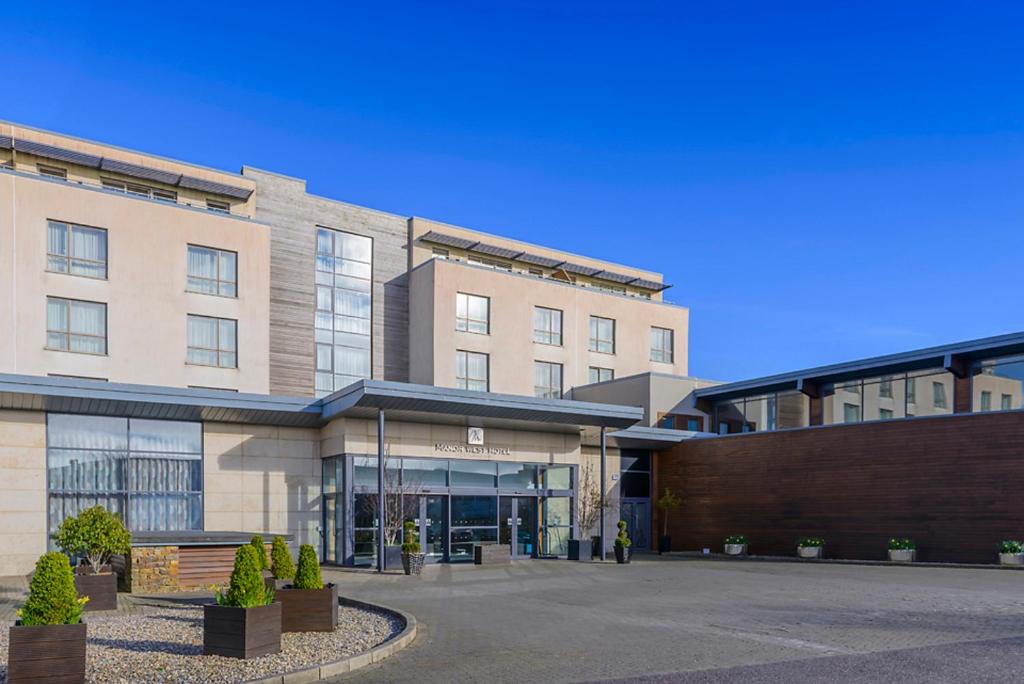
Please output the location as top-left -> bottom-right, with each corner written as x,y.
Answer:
324,556 -> 1024,683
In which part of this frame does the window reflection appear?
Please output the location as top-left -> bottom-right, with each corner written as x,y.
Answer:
971,356 -> 1024,413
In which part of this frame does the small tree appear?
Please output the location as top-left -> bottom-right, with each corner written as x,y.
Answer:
270,536 -> 295,580
358,446 -> 424,546
615,520 -> 631,549
53,505 -> 131,575
575,461 -> 609,541
17,552 -> 88,625
216,545 -> 272,608
401,520 -> 421,555
656,488 -> 682,537
249,535 -> 269,572
294,544 -> 323,590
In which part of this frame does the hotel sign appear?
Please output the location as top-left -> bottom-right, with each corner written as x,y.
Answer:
434,427 -> 510,456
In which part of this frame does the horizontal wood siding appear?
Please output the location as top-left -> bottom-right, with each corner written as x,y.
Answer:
658,411 -> 1024,564
178,545 -> 256,588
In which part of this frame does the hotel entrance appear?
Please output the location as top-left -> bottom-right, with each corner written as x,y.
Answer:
500,497 -> 538,559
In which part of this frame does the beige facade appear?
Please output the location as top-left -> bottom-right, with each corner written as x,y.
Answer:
0,410 -> 47,576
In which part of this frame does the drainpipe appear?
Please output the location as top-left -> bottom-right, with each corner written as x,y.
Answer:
377,408 -> 385,573
599,426 -> 606,561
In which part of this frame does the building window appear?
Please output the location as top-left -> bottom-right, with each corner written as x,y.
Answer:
650,327 -> 674,363
186,245 -> 237,297
456,293 -> 490,334
102,178 -> 177,202
588,366 -> 614,384
1002,393 -> 1013,411
47,415 -> 202,534
589,316 -> 615,354
315,228 -> 373,395
46,298 -> 106,354
456,350 -> 489,392
907,378 -> 916,403
879,378 -> 893,398
843,403 -> 861,423
533,307 -> 562,346
933,381 -> 947,409
533,361 -> 563,399
186,315 -> 237,368
432,247 -> 449,259
981,390 -> 992,412
47,220 -> 107,279
206,199 -> 230,214
38,164 -> 67,180
467,255 -> 512,271
879,408 -> 894,420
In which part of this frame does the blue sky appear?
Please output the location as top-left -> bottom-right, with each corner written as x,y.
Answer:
6,3 -> 1024,381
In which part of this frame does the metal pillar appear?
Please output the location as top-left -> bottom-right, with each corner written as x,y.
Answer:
377,408 -> 385,573
599,426 -> 607,561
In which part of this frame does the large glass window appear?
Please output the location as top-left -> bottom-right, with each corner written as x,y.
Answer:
971,356 -> 1024,413
499,463 -> 537,490
533,361 -> 563,399
401,458 -> 449,487
46,298 -> 106,354
187,315 -> 237,368
456,293 -> 489,334
187,245 -> 237,297
589,316 -> 615,354
47,415 -> 202,534
650,327 -> 674,363
588,366 -> 614,384
450,460 -> 497,488
533,307 -> 562,346
540,497 -> 572,557
822,369 -> 951,423
455,350 -> 489,392
47,221 -> 107,279
315,228 -> 372,396
714,391 -> 809,433
450,495 -> 498,561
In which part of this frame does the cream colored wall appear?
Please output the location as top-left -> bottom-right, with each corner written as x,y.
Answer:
580,445 -> 622,553
0,410 -> 47,576
409,258 -> 689,396
203,423 -> 321,551
0,172 -> 271,392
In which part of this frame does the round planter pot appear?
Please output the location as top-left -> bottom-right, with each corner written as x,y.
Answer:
402,552 -> 425,576
723,543 -> 747,556
999,552 -> 1024,566
888,549 -> 916,563
797,545 -> 823,559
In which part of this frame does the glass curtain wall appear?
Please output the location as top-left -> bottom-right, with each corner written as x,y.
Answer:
714,391 -> 809,434
822,369 -> 953,424
971,355 -> 1024,412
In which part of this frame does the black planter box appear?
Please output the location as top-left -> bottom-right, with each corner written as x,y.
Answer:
276,583 -> 337,632
203,601 -> 282,659
658,535 -> 672,554
384,545 -> 403,571
592,536 -> 602,559
567,539 -> 593,561
615,545 -> 632,564
74,571 -> 117,612
7,622 -> 87,684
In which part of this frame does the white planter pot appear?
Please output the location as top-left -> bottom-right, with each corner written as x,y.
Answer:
797,545 -> 822,559
723,543 -> 747,556
999,553 -> 1024,566
888,549 -> 915,563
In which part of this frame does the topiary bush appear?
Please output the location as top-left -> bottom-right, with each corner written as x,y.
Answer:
999,540 -> 1024,554
216,545 -> 272,608
401,520 -> 421,554
17,552 -> 88,625
270,536 -> 295,580
249,535 -> 269,572
614,520 -> 631,548
52,505 -> 131,575
294,544 -> 323,590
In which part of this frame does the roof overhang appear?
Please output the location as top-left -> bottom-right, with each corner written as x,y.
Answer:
607,425 -> 701,449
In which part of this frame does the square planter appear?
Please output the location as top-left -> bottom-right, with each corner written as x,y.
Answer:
999,553 -> 1024,566
888,549 -> 916,563
277,583 -> 338,632
797,546 -> 823,559
74,571 -> 117,612
384,545 -> 403,571
724,543 -> 747,556
403,552 -> 425,575
203,601 -> 282,659
591,536 -> 602,559
7,622 -> 87,684
614,545 -> 631,564
658,535 -> 672,554
567,539 -> 592,561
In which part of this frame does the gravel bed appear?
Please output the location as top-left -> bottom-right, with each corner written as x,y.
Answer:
0,603 -> 402,683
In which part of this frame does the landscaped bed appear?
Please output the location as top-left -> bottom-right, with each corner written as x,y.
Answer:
0,602 -> 402,683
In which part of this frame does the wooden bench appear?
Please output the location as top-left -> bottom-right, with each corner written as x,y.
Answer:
474,542 -> 511,565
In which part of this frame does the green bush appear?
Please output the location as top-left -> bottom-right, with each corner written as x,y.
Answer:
17,552 -> 88,625
401,520 -> 421,554
798,536 -> 825,548
270,536 -> 295,580
724,534 -> 747,545
216,545 -> 272,608
999,540 -> 1023,554
52,505 -> 131,575
888,538 -> 915,551
614,520 -> 631,549
294,544 -> 323,590
249,535 -> 269,572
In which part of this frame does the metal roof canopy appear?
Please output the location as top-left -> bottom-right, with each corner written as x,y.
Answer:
695,331 -> 1024,402
607,425 -> 700,449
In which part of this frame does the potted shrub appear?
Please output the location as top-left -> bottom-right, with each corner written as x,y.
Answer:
53,505 -> 130,612
614,520 -> 632,564
8,552 -> 89,684
401,520 -> 426,576
204,545 -> 281,658
276,544 -> 338,633
797,536 -> 824,559
888,538 -> 916,562
268,536 -> 296,591
998,540 -> 1024,566
656,488 -> 681,555
724,534 -> 748,556
250,534 -> 270,576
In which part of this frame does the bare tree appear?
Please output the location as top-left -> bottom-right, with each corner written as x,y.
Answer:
360,445 -> 423,545
575,461 -> 609,540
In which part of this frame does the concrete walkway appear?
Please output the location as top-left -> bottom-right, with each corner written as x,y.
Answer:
322,555 -> 1024,683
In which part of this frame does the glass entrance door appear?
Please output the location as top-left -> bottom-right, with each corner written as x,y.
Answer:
500,497 -> 537,559
620,499 -> 651,551
419,495 -> 446,563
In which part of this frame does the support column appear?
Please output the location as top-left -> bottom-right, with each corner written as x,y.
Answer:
377,408 -> 385,573
599,426 -> 607,561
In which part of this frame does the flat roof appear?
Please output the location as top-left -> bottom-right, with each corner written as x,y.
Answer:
695,331 -> 1024,401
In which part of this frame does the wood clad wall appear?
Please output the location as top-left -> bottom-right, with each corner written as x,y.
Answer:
245,168 -> 410,396
179,546 -> 253,588
658,411 -> 1024,564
